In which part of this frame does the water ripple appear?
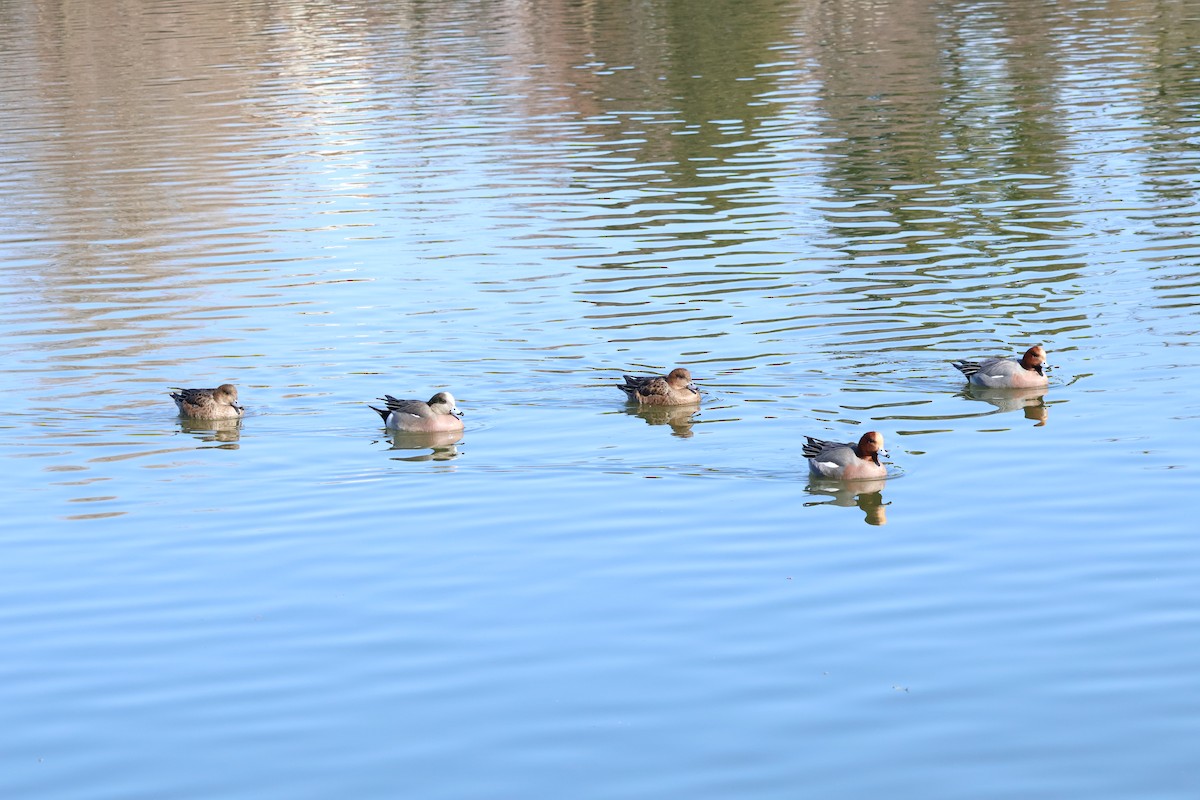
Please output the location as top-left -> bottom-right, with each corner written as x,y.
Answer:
4,0 -> 1200,797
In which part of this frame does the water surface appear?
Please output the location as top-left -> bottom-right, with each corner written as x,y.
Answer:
3,0 -> 1200,797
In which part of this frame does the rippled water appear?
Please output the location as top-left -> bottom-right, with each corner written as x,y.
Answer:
3,0 -> 1200,797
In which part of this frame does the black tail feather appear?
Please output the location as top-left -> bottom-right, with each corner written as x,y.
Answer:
951,360 -> 979,377
802,436 -> 832,458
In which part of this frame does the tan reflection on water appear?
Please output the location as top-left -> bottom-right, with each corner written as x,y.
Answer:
805,478 -> 889,526
386,429 -> 463,462
962,385 -> 1050,427
621,404 -> 700,438
178,417 -> 243,447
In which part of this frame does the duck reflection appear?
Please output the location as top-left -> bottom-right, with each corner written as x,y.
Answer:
386,429 -> 463,462
178,417 -> 241,448
622,404 -> 699,438
805,478 -> 889,526
961,384 -> 1049,426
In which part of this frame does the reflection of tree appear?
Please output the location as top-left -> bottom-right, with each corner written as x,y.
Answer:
807,0 -> 947,193
1130,1 -> 1200,236
8,0 -> 1198,372
653,0 -> 791,188
2,0 -> 318,357
795,0 -> 1091,348
487,0 -> 805,328
807,0 -> 1074,235
511,0 -> 794,216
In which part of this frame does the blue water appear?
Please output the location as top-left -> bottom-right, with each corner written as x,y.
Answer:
3,0 -> 1200,797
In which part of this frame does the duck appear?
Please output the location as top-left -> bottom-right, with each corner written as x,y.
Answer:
369,391 -> 464,433
170,384 -> 244,419
803,431 -> 888,480
617,367 -> 700,406
952,345 -> 1048,389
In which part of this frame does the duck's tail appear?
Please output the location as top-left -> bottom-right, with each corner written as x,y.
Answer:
617,379 -> 639,400
951,360 -> 980,378
368,404 -> 390,422
802,436 -> 832,458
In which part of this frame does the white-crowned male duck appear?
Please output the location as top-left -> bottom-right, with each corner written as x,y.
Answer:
369,391 -> 464,433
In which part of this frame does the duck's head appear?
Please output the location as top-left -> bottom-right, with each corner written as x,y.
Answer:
428,391 -> 463,418
667,367 -> 695,390
1021,345 -> 1048,376
856,431 -> 888,465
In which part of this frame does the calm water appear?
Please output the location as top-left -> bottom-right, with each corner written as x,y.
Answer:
3,0 -> 1200,796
